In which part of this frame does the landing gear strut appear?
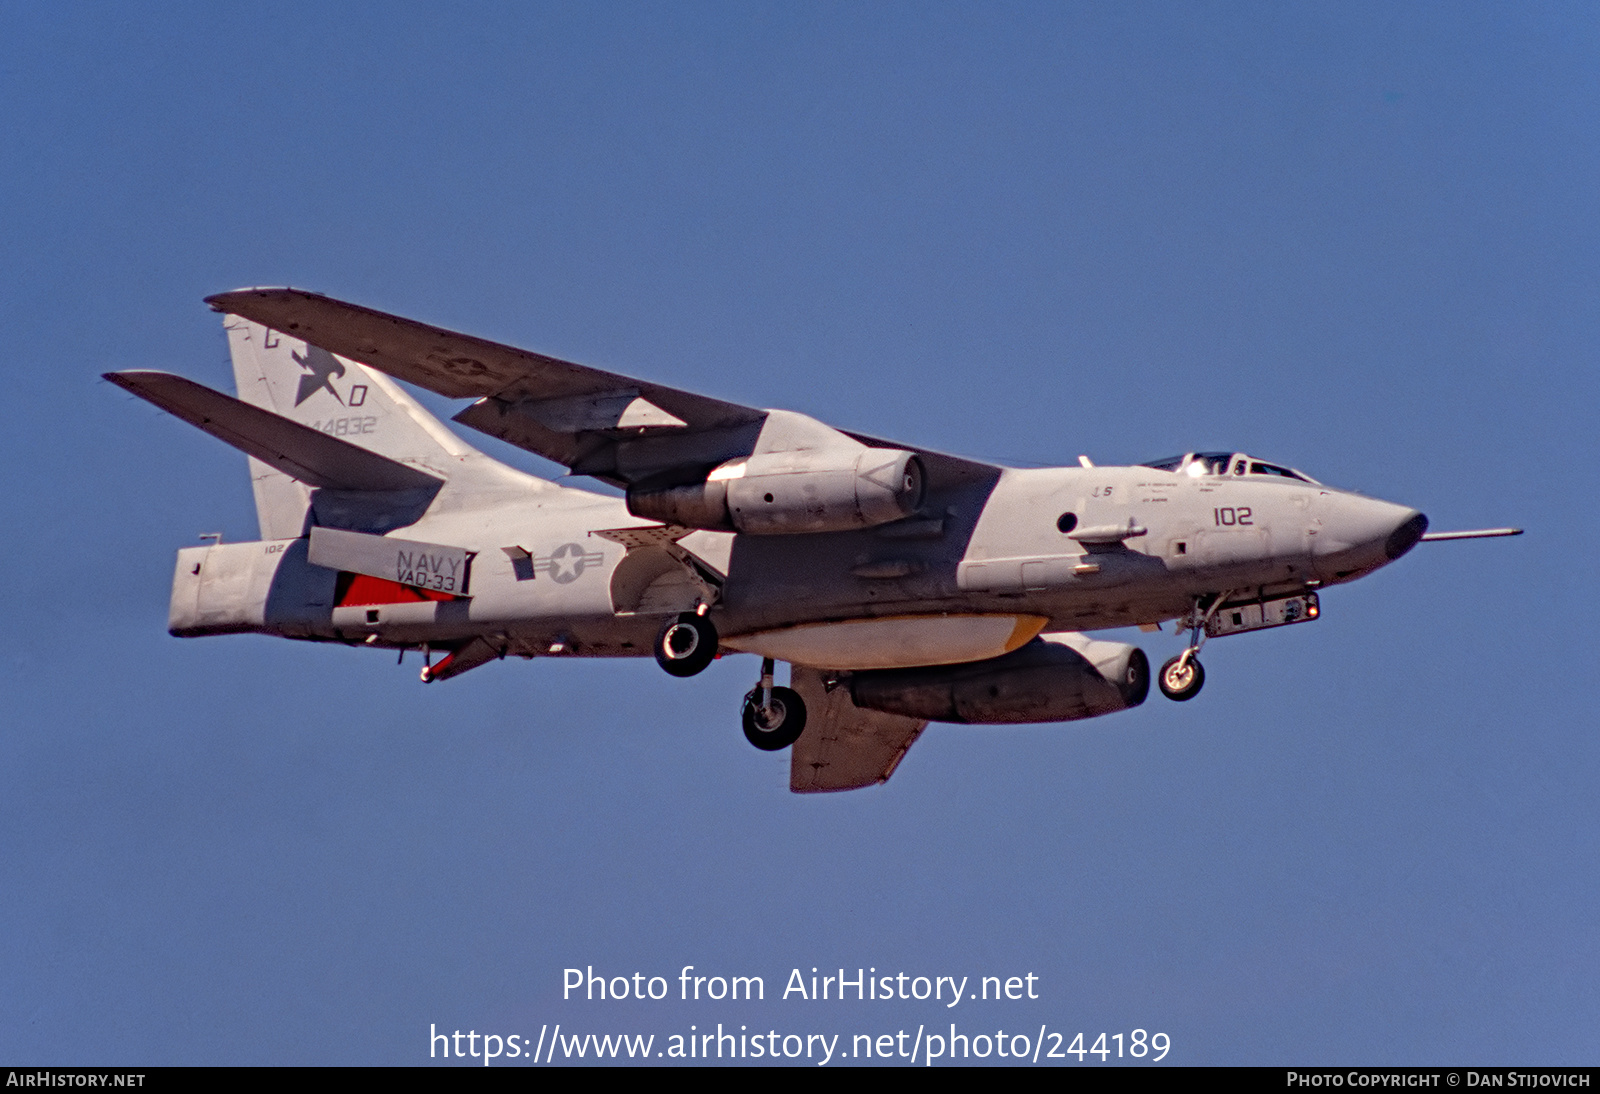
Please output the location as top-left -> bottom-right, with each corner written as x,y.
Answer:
654,609 -> 718,677
1158,591 -> 1232,702
741,657 -> 807,751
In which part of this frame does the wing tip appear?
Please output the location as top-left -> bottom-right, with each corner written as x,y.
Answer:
790,781 -> 881,795
104,369 -> 174,389
204,286 -> 321,313
788,766 -> 899,794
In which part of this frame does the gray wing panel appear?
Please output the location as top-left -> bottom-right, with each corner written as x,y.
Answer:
201,289 -> 1004,487
203,288 -> 764,467
789,667 -> 928,793
207,287 -> 620,399
106,371 -> 443,492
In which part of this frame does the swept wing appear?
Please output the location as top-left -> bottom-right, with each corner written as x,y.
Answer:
204,288 -> 998,489
788,667 -> 927,793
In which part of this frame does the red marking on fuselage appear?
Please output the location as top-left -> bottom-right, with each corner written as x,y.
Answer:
335,572 -> 456,607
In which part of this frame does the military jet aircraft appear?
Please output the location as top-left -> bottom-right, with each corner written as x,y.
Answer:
107,290 -> 1520,792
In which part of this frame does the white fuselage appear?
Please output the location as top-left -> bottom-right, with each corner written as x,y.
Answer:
169,458 -> 1423,672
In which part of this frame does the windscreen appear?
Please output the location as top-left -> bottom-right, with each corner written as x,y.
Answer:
1140,452 -> 1316,483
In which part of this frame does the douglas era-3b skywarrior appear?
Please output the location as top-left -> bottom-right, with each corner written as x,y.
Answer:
108,290 -> 1521,793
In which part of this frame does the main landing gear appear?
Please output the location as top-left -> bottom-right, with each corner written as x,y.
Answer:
1158,591 -> 1233,702
653,609 -> 718,677
649,613 -> 807,751
742,657 -> 807,751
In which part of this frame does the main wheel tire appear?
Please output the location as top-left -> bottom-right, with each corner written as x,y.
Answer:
654,613 -> 718,678
1158,655 -> 1205,701
741,685 -> 807,751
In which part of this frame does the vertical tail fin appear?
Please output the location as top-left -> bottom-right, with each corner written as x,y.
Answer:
223,314 -> 476,538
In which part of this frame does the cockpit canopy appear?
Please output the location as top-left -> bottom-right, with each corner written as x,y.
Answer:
1140,451 -> 1318,483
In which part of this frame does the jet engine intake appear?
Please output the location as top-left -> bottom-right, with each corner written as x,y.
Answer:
627,449 -> 924,535
849,633 -> 1149,724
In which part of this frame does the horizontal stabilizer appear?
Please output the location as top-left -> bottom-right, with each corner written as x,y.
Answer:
309,526 -> 474,596
106,370 -> 443,492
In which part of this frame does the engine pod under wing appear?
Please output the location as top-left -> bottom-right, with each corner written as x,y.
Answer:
627,446 -> 925,535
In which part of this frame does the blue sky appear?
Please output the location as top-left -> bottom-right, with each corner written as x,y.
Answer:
2,2 -> 1596,1065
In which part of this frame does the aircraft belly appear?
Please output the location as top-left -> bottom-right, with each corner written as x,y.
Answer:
721,613 -> 1047,670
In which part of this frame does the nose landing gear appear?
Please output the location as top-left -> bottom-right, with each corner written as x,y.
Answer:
741,657 -> 807,751
1159,590 -> 1233,701
1158,651 -> 1206,701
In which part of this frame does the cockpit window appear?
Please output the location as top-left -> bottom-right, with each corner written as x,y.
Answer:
1139,451 -> 1318,483
1140,455 -> 1185,472
1139,452 -> 1231,474
1249,461 -> 1310,482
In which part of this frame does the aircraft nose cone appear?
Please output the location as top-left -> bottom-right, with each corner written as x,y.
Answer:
1385,511 -> 1429,560
1312,495 -> 1428,582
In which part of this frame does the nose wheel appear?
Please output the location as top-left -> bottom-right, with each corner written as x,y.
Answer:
1159,590 -> 1233,702
741,657 -> 807,750
1158,653 -> 1205,701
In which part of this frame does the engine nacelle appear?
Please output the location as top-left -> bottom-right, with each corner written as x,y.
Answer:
627,448 -> 924,535
849,633 -> 1149,724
